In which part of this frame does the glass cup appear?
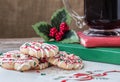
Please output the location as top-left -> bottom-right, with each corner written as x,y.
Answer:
63,0 -> 120,36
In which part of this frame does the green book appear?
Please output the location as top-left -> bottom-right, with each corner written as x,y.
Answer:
48,42 -> 120,65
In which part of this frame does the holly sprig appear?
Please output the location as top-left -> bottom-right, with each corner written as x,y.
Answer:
51,8 -> 71,29
32,8 -> 79,43
33,22 -> 52,41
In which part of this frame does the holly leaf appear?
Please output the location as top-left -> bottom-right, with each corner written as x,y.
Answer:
32,22 -> 52,41
51,8 -> 72,30
60,30 -> 79,43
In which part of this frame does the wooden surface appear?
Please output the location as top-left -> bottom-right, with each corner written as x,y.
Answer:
0,38 -> 43,52
0,0 -> 84,38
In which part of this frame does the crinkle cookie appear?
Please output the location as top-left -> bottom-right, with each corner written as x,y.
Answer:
48,51 -> 84,70
20,42 -> 59,58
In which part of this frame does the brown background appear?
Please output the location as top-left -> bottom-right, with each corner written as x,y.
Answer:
0,0 -> 84,38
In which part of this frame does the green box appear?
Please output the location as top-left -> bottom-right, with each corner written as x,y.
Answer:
48,42 -> 120,65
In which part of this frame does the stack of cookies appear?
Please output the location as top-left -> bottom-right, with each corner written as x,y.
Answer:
0,42 -> 83,72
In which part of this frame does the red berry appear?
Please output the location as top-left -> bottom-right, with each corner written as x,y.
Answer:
49,27 -> 58,37
55,32 -> 63,41
59,31 -> 64,36
60,22 -> 69,32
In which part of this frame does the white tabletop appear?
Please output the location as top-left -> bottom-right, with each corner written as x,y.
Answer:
0,61 -> 120,82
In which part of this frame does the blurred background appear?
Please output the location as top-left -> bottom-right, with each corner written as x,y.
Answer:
0,0 -> 84,38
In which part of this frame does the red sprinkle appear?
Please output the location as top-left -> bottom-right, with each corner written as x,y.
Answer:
29,57 -> 33,60
6,54 -> 11,58
36,48 -> 40,51
36,70 -> 40,73
61,80 -> 67,82
24,46 -> 27,48
31,46 -> 35,48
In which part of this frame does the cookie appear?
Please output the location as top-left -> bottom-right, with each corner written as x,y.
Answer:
0,50 -> 22,70
0,50 -> 39,71
20,42 -> 59,58
48,51 -> 83,70
14,57 -> 39,71
34,58 -> 49,70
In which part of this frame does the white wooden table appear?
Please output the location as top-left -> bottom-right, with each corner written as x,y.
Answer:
0,38 -> 120,82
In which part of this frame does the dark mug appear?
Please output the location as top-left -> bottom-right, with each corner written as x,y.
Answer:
63,0 -> 120,36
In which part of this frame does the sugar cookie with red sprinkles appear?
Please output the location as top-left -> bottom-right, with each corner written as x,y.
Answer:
0,50 -> 39,71
48,51 -> 84,70
0,50 -> 22,70
14,57 -> 39,71
20,42 -> 59,58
